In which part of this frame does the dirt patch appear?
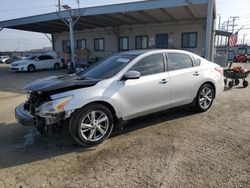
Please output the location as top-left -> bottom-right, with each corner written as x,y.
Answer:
0,63 -> 249,187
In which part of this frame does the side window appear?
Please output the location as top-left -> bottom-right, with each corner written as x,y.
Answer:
135,35 -> 148,49
37,55 -> 53,61
193,58 -> 201,66
94,38 -> 105,51
36,56 -> 44,61
168,53 -> 193,71
77,39 -> 86,49
181,32 -> 197,48
118,37 -> 129,51
130,54 -> 165,76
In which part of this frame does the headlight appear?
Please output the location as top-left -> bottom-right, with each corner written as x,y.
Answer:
38,96 -> 73,115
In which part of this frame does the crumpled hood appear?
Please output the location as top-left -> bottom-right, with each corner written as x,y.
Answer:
24,74 -> 101,94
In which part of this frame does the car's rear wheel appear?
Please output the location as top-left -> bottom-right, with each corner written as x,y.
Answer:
195,84 -> 214,112
54,63 -> 60,70
28,65 -> 35,72
69,104 -> 114,146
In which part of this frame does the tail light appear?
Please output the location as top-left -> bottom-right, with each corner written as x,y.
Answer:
215,67 -> 224,75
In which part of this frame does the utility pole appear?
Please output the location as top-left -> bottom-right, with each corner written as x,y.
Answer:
56,0 -> 61,11
220,22 -> 226,46
76,0 -> 80,8
243,34 -> 247,45
225,19 -> 230,46
217,14 -> 221,47
229,16 -> 239,33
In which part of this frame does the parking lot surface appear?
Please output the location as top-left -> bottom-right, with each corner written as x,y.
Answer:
0,63 -> 249,187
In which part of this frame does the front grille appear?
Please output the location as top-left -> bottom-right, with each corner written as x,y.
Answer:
24,92 -> 50,116
11,68 -> 19,70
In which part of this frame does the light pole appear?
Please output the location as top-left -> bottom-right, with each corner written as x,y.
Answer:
62,4 -> 76,73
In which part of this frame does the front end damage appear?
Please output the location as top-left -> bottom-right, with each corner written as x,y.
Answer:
15,91 -> 74,133
15,75 -> 100,133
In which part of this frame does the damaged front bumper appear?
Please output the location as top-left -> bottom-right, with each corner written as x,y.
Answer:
15,103 -> 67,127
15,103 -> 35,126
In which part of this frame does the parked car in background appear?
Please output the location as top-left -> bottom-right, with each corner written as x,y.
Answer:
0,55 -> 10,64
15,49 -> 224,146
10,54 -> 63,72
9,56 -> 19,64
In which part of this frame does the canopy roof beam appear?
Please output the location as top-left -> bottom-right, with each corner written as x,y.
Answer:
121,13 -> 145,24
185,6 -> 196,19
78,17 -> 107,28
159,8 -> 178,21
138,11 -> 161,23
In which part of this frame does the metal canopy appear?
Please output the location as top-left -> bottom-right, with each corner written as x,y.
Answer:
215,30 -> 232,37
0,0 -> 211,34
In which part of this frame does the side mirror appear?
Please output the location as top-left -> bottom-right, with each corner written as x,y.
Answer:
122,70 -> 141,80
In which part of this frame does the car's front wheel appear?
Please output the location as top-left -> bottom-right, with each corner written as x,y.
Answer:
54,63 -> 60,70
69,104 -> 114,146
28,64 -> 36,72
195,84 -> 214,112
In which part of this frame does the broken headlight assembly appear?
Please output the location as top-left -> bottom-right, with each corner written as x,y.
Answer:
37,96 -> 73,116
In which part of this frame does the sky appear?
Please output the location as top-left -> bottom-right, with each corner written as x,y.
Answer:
0,0 -> 249,51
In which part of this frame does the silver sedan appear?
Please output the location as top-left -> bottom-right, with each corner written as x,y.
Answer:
15,49 -> 224,146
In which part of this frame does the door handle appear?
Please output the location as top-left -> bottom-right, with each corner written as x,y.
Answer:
193,71 -> 200,76
159,79 -> 168,84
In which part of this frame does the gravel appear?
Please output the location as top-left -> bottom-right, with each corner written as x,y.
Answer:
0,63 -> 249,188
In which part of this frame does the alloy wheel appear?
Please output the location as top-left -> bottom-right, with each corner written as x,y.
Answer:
80,110 -> 109,142
199,87 -> 213,110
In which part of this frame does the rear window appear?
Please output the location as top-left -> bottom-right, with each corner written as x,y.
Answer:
168,53 -> 193,71
193,58 -> 201,66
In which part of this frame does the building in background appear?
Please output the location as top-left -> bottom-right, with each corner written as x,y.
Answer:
0,0 -> 216,66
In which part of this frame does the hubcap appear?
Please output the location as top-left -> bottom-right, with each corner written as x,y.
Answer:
199,87 -> 213,110
80,110 -> 109,142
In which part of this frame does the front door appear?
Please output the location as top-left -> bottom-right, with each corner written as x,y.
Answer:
156,33 -> 168,49
117,53 -> 171,120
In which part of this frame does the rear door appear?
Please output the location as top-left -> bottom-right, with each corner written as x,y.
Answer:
167,52 -> 204,107
117,53 -> 171,120
43,55 -> 55,68
35,55 -> 54,69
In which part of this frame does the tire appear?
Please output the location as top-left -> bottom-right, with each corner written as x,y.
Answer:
229,81 -> 234,88
54,63 -> 60,70
243,80 -> 249,88
69,104 -> 114,146
194,84 -> 214,112
235,79 -> 240,86
28,64 -> 35,72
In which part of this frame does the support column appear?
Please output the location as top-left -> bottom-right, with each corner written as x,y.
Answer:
68,16 -> 75,73
205,0 -> 214,60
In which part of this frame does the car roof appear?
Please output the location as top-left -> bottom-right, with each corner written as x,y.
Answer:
119,49 -> 196,56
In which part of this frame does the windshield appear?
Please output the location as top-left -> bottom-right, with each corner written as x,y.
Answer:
78,54 -> 137,79
25,56 -> 37,60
